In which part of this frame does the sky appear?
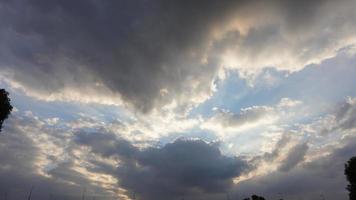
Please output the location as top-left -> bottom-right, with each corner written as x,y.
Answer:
0,0 -> 356,199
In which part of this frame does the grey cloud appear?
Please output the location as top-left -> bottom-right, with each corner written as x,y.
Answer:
335,98 -> 356,130
75,131 -> 137,158
227,107 -> 271,127
0,116 -> 112,200
76,134 -> 249,200
0,0 -> 241,112
0,117 -> 38,173
120,140 -> 249,200
249,134 -> 298,172
278,142 -> 309,172
1,0 -> 356,112
280,0 -> 325,30
236,137 -> 356,200
317,97 -> 356,135
261,134 -> 291,162
211,106 -> 272,129
233,100 -> 356,199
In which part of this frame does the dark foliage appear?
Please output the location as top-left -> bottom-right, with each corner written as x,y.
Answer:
346,157 -> 356,200
0,89 -> 12,132
243,194 -> 266,200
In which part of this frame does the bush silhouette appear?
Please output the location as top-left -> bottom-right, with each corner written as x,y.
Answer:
0,89 -> 12,132
243,194 -> 266,200
346,157 -> 356,200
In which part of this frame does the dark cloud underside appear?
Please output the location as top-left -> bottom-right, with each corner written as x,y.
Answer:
0,0 -> 241,112
76,133 -> 249,200
2,0 -> 355,112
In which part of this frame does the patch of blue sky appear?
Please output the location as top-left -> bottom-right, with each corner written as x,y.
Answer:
190,70 -> 257,118
190,52 -> 356,123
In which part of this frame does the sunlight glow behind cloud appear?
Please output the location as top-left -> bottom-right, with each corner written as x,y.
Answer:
0,0 -> 355,199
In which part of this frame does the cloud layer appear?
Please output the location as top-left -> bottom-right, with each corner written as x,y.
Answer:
0,95 -> 355,199
1,0 -> 356,112
0,1 -> 356,199
76,132 -> 249,200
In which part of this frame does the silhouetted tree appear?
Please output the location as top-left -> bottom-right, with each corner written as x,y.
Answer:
252,194 -> 265,200
243,194 -> 266,200
345,157 -> 356,200
0,89 -> 12,132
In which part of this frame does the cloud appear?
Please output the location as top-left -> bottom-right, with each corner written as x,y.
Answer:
278,142 -> 309,172
334,97 -> 356,130
262,134 -> 291,162
201,105 -> 275,137
1,0 -> 356,113
236,136 -> 356,200
208,0 -> 356,75
75,131 -> 137,159
0,0 -> 237,112
219,106 -> 273,128
308,96 -> 356,136
0,114 -> 113,200
235,134 -> 306,184
233,97 -> 356,199
201,97 -> 302,138
0,95 -> 355,199
76,134 -> 249,200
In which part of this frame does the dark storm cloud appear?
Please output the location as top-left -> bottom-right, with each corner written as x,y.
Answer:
0,0 -> 242,112
1,0 -> 354,112
76,133 -> 249,200
119,139 -> 249,200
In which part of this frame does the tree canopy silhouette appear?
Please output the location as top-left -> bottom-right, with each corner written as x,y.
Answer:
243,194 -> 266,200
346,157 -> 356,200
0,89 -> 13,132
